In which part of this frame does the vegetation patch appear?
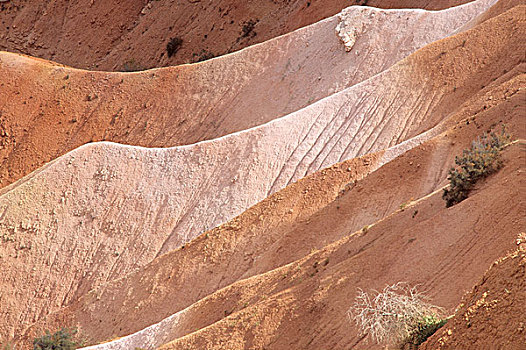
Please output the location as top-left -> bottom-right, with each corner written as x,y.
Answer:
166,37 -> 183,58
240,19 -> 258,39
443,127 -> 511,207
33,328 -> 79,350
400,315 -> 448,348
348,283 -> 446,348
192,49 -> 216,63
120,59 -> 145,72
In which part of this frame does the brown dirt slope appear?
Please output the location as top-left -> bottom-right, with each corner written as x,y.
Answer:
65,141 -> 524,350
157,146 -> 525,350
24,71 -> 525,348
2,3 -> 524,346
421,245 -> 526,350
0,1 -> 491,189
0,0 -> 471,71
2,4 -> 522,344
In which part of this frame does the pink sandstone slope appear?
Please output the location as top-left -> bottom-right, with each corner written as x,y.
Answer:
0,0 -> 496,189
1,3 -> 523,344
0,0 -> 473,71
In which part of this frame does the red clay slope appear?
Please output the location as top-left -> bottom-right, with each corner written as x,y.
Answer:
2,3 -> 523,346
40,3 -> 522,346
25,66 -> 525,349
421,244 -> 526,350
156,145 -> 525,350
0,0 -> 472,70
0,1 -> 492,189
2,4 -> 522,343
67,140 -> 525,349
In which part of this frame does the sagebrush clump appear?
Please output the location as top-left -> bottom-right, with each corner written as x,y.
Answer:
120,58 -> 145,72
348,283 -> 446,348
166,37 -> 183,58
241,19 -> 257,38
33,328 -> 79,350
192,49 -> 216,63
442,127 -> 511,207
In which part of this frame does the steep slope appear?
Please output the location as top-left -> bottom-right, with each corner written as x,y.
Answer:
155,145 -> 525,350
0,0 -> 496,189
421,244 -> 525,349
69,141 -> 525,349
0,0 -> 473,70
0,4 -> 523,343
29,75 -> 524,348
461,0 -> 522,28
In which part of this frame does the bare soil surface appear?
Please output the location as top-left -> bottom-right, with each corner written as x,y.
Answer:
2,4 -> 522,344
158,146 -> 525,350
0,0 -> 472,71
0,0 -> 494,189
65,142 -> 524,350
0,1 -> 523,348
22,72 -> 526,350
421,245 -> 526,350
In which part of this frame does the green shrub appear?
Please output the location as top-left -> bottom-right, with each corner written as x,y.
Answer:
400,315 -> 448,347
442,127 -> 511,207
166,37 -> 183,58
33,328 -> 78,350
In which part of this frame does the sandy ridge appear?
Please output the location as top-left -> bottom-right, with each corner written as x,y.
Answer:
0,0 -> 521,344
0,0 -> 496,189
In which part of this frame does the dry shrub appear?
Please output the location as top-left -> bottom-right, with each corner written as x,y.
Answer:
241,19 -> 257,38
348,283 -> 445,348
192,49 -> 216,63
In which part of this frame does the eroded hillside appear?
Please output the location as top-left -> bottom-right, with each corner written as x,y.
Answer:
0,0 -> 473,70
0,0 -> 496,189
0,0 -> 524,349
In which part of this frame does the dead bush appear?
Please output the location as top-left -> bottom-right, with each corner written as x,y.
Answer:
348,283 -> 446,348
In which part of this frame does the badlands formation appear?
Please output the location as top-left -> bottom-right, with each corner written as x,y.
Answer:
0,0 -> 524,349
